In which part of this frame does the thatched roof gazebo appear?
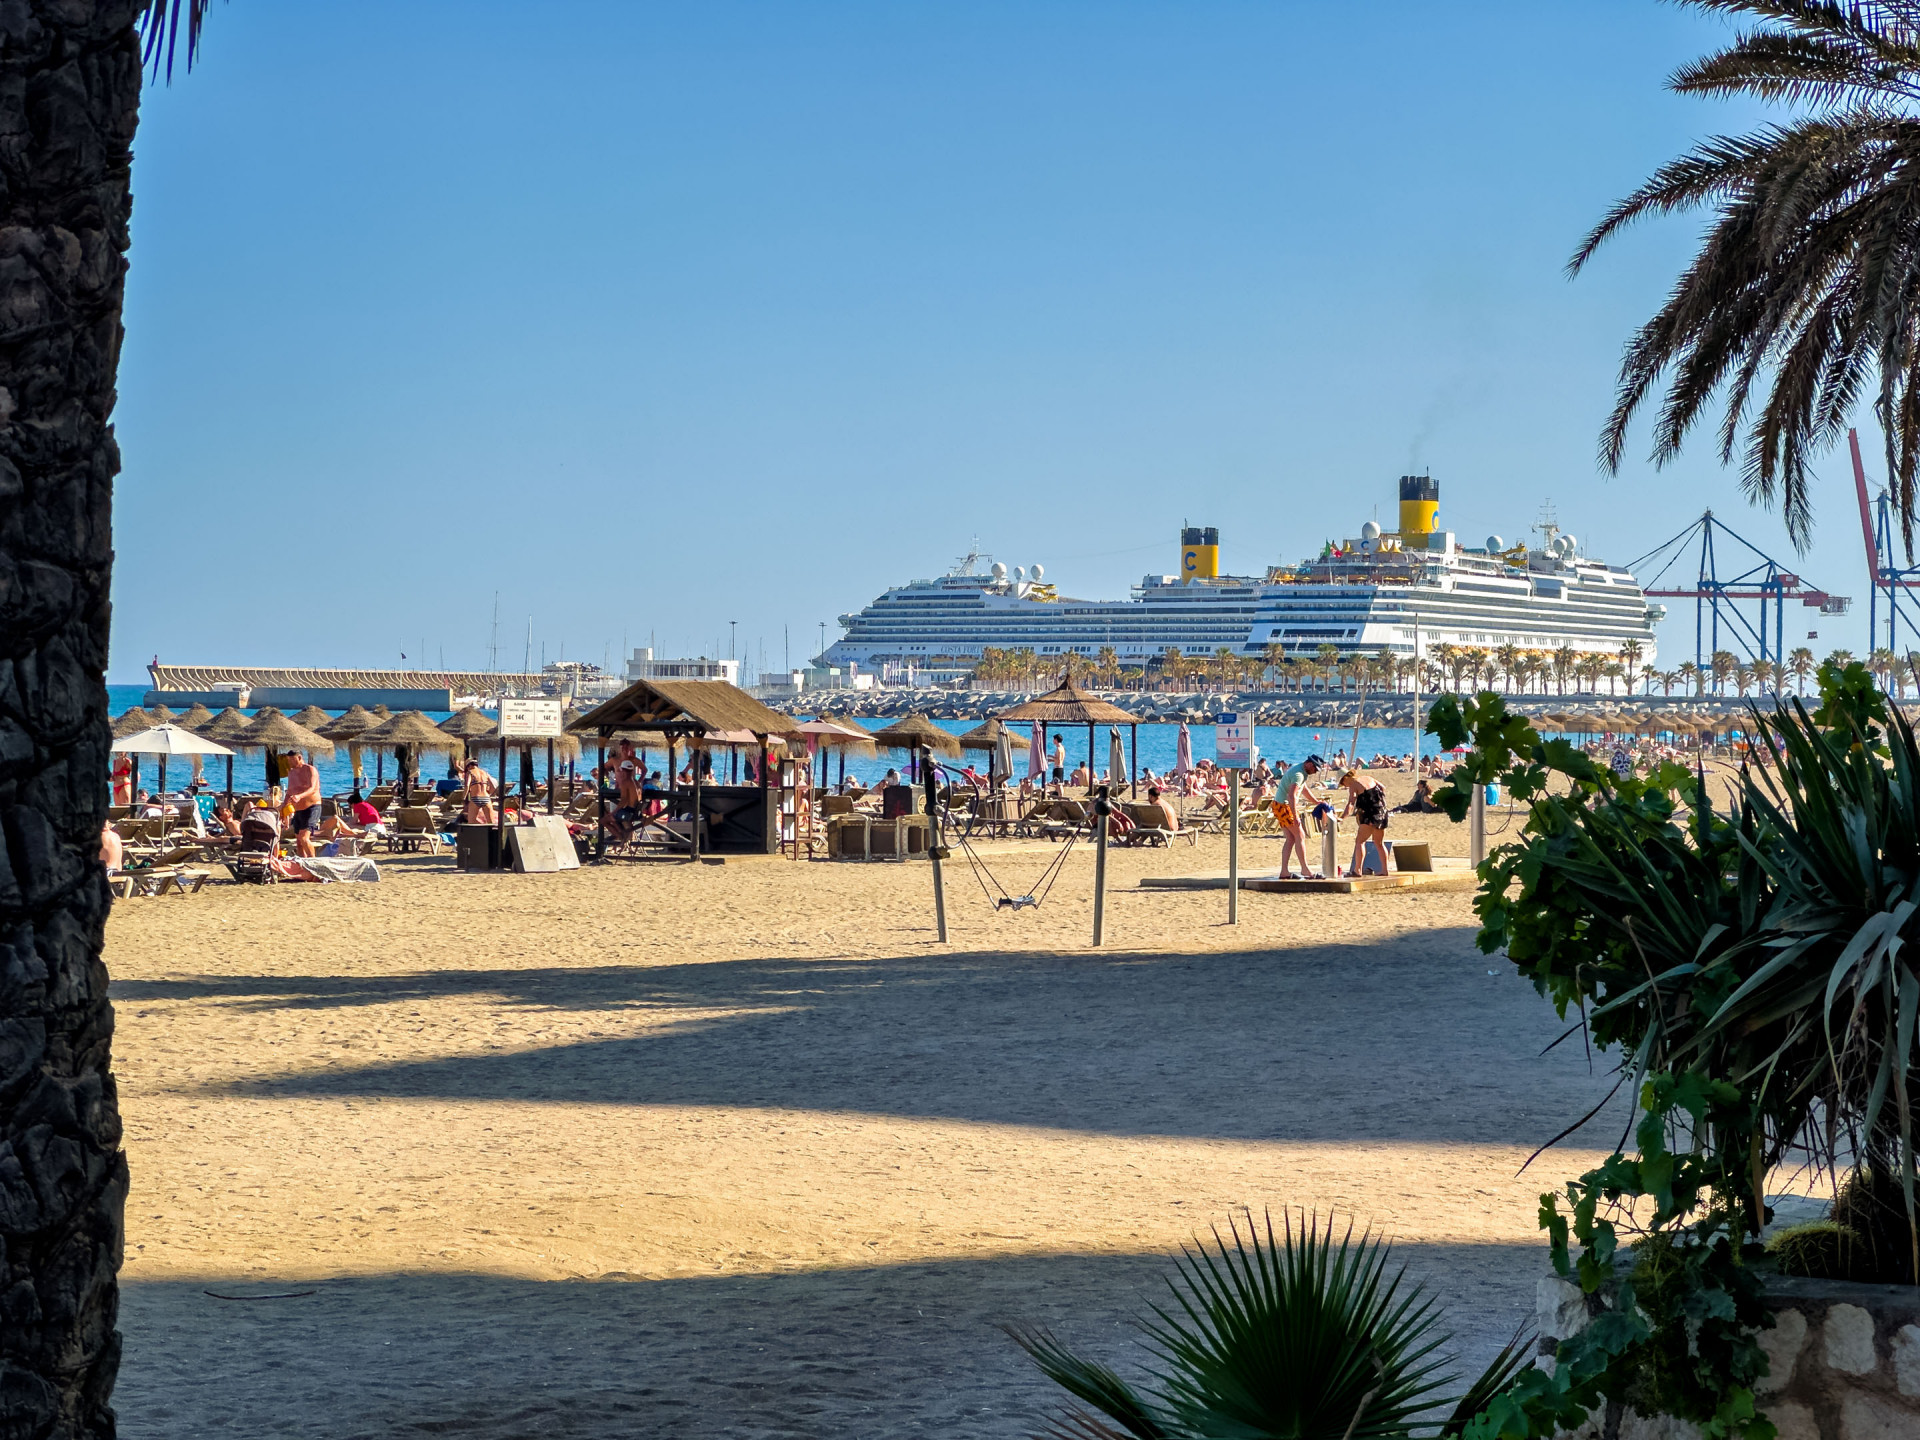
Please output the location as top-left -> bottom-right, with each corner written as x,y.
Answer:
174,702 -> 217,733
358,709 -> 458,800
567,679 -> 800,860
289,705 -> 335,730
997,674 -> 1142,794
316,704 -> 380,744
234,711 -> 334,756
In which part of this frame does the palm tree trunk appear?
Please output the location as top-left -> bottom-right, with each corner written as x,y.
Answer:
0,4 -> 141,1436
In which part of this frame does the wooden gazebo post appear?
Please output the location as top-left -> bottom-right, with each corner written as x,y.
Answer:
689,727 -> 703,863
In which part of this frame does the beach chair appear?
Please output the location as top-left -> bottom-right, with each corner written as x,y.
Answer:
388,807 -> 443,855
1119,802 -> 1192,848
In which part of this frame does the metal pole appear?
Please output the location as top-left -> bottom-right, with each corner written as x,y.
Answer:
496,736 -> 508,868
1227,769 -> 1239,924
1092,783 -> 1109,947
926,747 -> 947,943
1321,805 -> 1337,881
1411,613 -> 1422,772
595,741 -> 605,861
690,741 -> 703,862
1470,772 -> 1486,867
547,739 -> 555,814
1130,722 -> 1138,797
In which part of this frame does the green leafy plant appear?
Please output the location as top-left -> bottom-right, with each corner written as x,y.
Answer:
1425,661 -> 1920,1440
1008,1209 -> 1532,1440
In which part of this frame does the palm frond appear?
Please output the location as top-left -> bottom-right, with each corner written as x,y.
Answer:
134,0 -> 218,83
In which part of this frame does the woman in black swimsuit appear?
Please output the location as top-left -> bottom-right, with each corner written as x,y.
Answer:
1338,770 -> 1390,877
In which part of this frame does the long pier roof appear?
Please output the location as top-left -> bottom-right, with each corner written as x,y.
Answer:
149,663 -> 551,693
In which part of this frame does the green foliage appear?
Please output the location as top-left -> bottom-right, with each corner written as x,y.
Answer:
1421,665 -> 1920,1438
1009,1210 -> 1533,1440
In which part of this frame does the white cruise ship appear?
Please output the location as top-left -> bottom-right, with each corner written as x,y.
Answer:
822,478 -> 1661,675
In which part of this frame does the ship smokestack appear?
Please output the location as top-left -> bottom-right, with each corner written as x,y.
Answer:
1398,476 -> 1438,546
1180,526 -> 1219,582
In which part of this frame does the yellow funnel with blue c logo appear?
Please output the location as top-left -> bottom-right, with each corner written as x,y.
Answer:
1180,526 -> 1219,581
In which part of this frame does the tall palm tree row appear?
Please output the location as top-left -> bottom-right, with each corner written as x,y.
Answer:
0,3 -> 187,1434
1574,0 -> 1920,546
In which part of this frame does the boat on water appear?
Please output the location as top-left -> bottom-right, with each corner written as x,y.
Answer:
822,477 -> 1663,677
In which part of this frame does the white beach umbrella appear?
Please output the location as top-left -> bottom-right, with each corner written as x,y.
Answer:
1108,727 -> 1127,789
995,728 -> 1015,789
1174,722 -> 1193,777
1027,723 -> 1045,782
111,724 -> 233,797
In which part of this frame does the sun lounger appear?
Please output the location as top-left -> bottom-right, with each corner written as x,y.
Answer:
387,807 -> 443,855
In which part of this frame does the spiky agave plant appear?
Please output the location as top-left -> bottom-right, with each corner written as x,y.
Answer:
1006,1211 -> 1532,1440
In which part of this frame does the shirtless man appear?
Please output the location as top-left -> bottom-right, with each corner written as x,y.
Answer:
284,748 -> 322,857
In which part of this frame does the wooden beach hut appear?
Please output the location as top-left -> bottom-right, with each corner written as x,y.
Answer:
568,679 -> 800,860
997,675 -> 1140,794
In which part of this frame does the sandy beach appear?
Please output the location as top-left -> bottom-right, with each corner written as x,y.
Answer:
104,777 -> 1628,1437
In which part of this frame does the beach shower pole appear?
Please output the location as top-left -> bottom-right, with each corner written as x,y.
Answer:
1227,770 -> 1239,924
1092,784 -> 1109,946
497,736 -> 509,869
925,748 -> 947,944
1470,770 -> 1486,867
547,740 -> 554,814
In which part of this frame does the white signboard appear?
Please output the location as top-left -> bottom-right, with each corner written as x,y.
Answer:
1215,713 -> 1255,768
499,698 -> 563,738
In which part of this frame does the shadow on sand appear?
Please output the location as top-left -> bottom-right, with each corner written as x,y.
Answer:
123,932 -> 1628,1146
119,1240 -> 1548,1440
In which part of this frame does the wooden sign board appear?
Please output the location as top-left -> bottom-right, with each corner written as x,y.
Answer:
499,698 -> 563,738
508,814 -> 581,872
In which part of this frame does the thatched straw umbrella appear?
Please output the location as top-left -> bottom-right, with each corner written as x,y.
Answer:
869,714 -> 961,782
111,707 -> 154,739
439,706 -> 497,754
318,704 -> 382,788
288,704 -> 335,731
998,674 -> 1142,793
193,707 -> 254,803
359,710 -> 458,802
235,712 -> 335,795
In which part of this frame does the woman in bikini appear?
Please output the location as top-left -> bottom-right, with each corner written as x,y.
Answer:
1338,769 -> 1390,877
462,759 -> 498,826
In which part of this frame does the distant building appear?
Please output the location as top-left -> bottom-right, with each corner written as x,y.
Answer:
624,648 -> 739,685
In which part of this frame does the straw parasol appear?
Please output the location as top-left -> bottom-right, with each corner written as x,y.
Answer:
997,674 -> 1140,793
174,702 -> 217,733
956,718 -> 1011,752
234,711 -> 335,756
111,707 -> 155,739
439,706 -> 498,743
146,702 -> 177,723
317,704 -> 380,743
868,714 -> 962,759
359,709 -> 458,799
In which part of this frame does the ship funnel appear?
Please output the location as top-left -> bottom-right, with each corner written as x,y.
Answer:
1398,476 -> 1438,545
1180,526 -> 1219,582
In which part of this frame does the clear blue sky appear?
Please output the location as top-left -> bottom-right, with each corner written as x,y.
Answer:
108,0 -> 1885,683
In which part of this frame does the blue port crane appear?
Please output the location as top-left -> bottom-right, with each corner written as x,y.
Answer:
1626,514 -> 1849,674
1850,427 -> 1920,655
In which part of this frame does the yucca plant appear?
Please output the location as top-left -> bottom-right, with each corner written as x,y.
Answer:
1007,1210 -> 1532,1440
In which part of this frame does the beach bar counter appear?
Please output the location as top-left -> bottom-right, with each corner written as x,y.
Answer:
567,678 -> 800,859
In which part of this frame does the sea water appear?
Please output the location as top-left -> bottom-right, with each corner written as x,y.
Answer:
108,684 -> 1429,796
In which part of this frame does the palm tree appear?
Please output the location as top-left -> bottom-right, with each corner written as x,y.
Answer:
1551,644 -> 1576,696
1870,645 -> 1897,695
1707,649 -> 1737,694
1571,0 -> 1920,545
1826,647 -> 1857,671
0,4 -> 211,1429
1096,645 -> 1119,689
1733,661 -> 1755,697
1619,638 -> 1645,690
1789,645 -> 1816,694
1262,641 -> 1285,690
1751,657 -> 1776,696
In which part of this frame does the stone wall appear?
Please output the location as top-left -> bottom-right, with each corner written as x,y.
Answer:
1537,1273 -> 1920,1439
